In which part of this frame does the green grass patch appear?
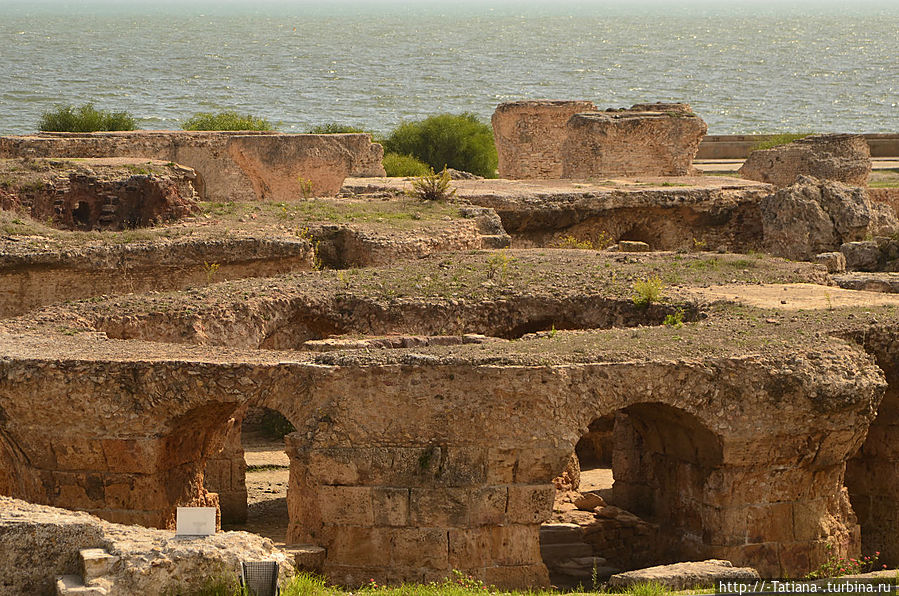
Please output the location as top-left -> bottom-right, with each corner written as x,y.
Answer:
182,111 -> 273,131
752,133 -> 811,151
39,103 -> 136,132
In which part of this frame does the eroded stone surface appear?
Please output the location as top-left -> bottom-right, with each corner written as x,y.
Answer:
0,131 -> 384,200
0,158 -> 197,231
0,497 -> 293,596
491,101 -> 706,179
608,560 -> 760,590
740,134 -> 872,188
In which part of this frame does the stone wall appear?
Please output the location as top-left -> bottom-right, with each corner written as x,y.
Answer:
492,100 -> 597,179
0,131 -> 385,200
203,408 -> 248,524
562,104 -> 707,178
1,158 -> 198,231
0,339 -> 883,584
492,101 -> 707,179
739,134 -> 871,188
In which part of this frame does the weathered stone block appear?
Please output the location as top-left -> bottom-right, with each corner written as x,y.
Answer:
410,488 -> 470,527
316,485 -> 373,526
815,251 -> 846,273
371,487 -> 409,527
740,134 -> 871,188
841,241 -> 881,272
506,484 -> 554,524
469,486 -> 508,526
388,527 -> 449,568
562,104 -> 707,178
492,100 -> 597,179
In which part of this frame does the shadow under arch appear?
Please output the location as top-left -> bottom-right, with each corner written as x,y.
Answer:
546,401 -> 725,583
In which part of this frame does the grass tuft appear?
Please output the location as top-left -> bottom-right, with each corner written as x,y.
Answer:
752,133 -> 811,151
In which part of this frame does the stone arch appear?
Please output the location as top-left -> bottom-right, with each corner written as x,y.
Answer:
544,403 -> 723,584
847,334 -> 899,566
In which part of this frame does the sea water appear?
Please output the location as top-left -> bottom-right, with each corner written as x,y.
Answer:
0,0 -> 896,135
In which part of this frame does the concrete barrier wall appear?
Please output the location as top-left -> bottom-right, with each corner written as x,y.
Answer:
697,133 -> 899,160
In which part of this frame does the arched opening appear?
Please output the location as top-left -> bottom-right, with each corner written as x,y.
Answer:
846,382 -> 899,566
208,406 -> 296,548
71,200 -> 92,230
542,403 -> 722,588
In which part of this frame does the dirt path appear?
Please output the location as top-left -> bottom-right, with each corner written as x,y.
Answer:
690,283 -> 899,310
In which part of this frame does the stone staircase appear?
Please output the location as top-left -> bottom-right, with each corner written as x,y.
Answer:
540,522 -> 618,588
56,548 -> 116,595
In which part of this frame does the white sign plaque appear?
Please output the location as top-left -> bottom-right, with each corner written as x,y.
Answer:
175,507 -> 216,537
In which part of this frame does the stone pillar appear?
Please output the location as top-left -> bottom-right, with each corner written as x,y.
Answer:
286,436 -> 564,588
492,100 -> 597,179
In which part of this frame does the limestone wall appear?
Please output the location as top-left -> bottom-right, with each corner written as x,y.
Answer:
0,336 -> 884,584
491,101 -> 707,179
561,105 -> 708,177
492,100 -> 597,179
739,134 -> 871,188
0,131 -> 385,200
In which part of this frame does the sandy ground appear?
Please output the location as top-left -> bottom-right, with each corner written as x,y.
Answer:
222,429 -> 290,546
691,282 -> 899,310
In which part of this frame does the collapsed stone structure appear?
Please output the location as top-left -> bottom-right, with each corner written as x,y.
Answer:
492,101 -> 707,179
2,104 -> 899,594
739,134 -> 872,188
0,497 -> 293,595
0,130 -> 385,200
2,250 -> 899,589
1,158 -> 198,231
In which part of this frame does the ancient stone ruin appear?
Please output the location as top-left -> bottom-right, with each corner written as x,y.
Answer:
492,100 -> 707,179
1,158 -> 198,231
739,134 -> 872,188
0,130 -> 386,201
1,107 -> 899,594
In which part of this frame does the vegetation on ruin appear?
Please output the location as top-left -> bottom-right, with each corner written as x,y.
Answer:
408,167 -> 457,201
38,103 -> 136,132
806,546 -> 885,579
306,123 -> 368,134
182,111 -> 273,131
632,277 -> 665,307
177,572 -> 756,596
751,133 -> 810,151
383,113 -> 498,178
383,152 -> 433,177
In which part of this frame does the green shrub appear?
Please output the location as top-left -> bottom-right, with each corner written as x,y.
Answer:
408,167 -> 456,202
182,111 -> 272,131
39,103 -> 136,132
383,113 -> 497,178
632,277 -> 664,307
306,123 -> 367,134
752,133 -> 811,151
383,153 -> 432,177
